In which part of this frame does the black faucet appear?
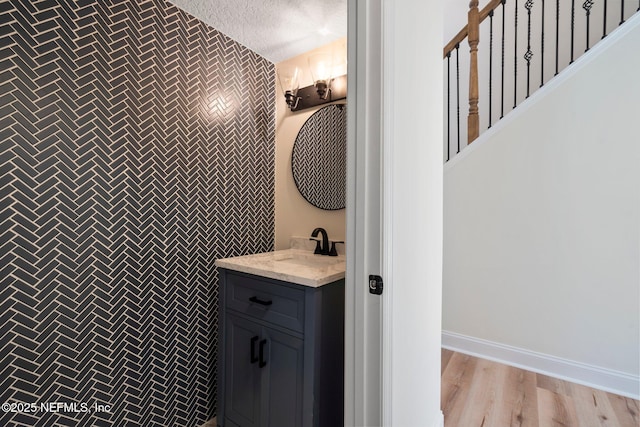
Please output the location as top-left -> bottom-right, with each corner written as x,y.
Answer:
328,240 -> 344,256
310,228 -> 329,255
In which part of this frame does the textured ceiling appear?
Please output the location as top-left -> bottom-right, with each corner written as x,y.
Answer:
168,0 -> 348,63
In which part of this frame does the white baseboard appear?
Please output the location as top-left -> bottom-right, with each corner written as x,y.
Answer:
442,331 -> 640,400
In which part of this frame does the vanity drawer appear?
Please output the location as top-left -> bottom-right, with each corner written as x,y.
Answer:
224,272 -> 305,333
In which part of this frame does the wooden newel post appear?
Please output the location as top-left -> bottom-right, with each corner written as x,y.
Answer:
468,0 -> 480,143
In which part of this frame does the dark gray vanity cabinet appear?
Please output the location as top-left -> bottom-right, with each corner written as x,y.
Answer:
217,269 -> 344,427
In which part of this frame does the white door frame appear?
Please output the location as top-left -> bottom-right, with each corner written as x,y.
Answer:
345,0 -> 383,425
345,1 -> 444,426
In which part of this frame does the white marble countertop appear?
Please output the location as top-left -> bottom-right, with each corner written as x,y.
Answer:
215,249 -> 346,287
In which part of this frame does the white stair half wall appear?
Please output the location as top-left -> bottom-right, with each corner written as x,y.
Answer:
443,12 -> 640,399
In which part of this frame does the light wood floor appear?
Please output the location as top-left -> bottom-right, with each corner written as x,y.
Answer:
203,351 -> 638,427
442,349 -> 640,427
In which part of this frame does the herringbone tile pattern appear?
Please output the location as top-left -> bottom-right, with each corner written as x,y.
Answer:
0,0 -> 274,426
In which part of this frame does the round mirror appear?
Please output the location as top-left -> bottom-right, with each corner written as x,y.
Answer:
292,104 -> 346,210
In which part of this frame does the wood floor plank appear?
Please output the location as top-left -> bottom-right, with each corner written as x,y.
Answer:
536,387 -> 580,427
441,351 -> 480,426
606,392 -> 640,427
480,361 -> 529,427
500,365 -> 539,427
456,357 -> 505,426
442,348 -> 454,375
570,382 -> 621,427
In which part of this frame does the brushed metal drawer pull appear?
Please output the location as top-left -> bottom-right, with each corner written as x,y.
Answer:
249,296 -> 273,306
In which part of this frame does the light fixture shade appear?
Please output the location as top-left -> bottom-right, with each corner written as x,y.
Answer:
276,66 -> 302,95
308,52 -> 333,84
308,52 -> 333,99
332,42 -> 348,77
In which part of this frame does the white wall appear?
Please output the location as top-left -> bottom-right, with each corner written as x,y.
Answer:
275,39 -> 347,250
444,0 -> 469,42
443,13 -> 640,391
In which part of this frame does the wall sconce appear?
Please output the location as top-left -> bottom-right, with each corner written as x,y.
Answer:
278,47 -> 347,112
308,52 -> 333,100
277,66 -> 302,110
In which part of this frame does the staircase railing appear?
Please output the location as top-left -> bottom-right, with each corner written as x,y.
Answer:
444,0 -> 639,162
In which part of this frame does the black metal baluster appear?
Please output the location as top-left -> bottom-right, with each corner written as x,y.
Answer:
541,0 -> 545,87
603,0 -> 608,39
525,0 -> 533,98
456,44 -> 460,154
555,0 -> 560,75
621,0 -> 625,25
570,0 -> 575,63
501,0 -> 506,118
583,0 -> 594,51
447,51 -> 451,161
489,9 -> 494,128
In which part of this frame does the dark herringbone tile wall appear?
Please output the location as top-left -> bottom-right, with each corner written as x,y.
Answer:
0,0 -> 275,426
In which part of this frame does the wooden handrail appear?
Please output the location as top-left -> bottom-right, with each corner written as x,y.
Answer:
443,26 -> 469,59
443,0 -> 504,58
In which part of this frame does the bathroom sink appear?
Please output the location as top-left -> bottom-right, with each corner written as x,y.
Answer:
215,249 -> 346,287
272,252 -> 344,268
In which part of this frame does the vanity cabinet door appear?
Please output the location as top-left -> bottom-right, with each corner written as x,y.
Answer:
225,315 -> 262,427
260,327 -> 304,427
225,314 -> 304,427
